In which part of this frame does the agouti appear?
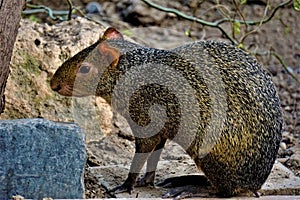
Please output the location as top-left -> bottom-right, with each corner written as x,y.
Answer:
50,27 -> 283,197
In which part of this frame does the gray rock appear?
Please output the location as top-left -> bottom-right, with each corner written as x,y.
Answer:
86,2 -> 103,15
0,118 -> 86,199
116,0 -> 167,26
285,144 -> 300,176
262,161 -> 300,195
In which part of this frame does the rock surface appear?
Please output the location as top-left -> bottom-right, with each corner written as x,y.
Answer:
262,162 -> 300,195
0,118 -> 86,199
0,18 -> 113,141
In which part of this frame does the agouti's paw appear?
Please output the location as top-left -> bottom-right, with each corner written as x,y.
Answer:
136,172 -> 155,187
109,183 -> 134,195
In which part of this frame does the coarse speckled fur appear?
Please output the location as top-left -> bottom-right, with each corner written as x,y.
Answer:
50,27 -> 283,197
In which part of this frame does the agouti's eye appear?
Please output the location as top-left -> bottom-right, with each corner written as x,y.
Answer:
78,65 -> 91,74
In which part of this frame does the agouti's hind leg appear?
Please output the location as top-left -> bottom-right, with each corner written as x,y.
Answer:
136,138 -> 167,187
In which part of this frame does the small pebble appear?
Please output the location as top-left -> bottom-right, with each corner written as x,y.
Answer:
86,2 -> 103,15
280,142 -> 287,150
12,196 -> 24,200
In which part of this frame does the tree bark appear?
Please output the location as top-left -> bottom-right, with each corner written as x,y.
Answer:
0,0 -> 24,114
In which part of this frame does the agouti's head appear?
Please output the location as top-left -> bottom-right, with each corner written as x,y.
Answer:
50,27 -> 124,98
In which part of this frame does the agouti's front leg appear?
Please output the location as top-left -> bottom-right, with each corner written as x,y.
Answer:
136,138 -> 167,187
110,152 -> 150,194
110,137 -> 162,194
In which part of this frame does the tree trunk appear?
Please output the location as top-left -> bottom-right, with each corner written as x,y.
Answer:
0,0 -> 24,114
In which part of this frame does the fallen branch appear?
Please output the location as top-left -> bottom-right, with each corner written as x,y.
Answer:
140,0 -> 292,44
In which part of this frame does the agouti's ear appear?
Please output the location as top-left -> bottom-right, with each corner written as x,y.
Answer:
101,27 -> 124,40
98,42 -> 120,68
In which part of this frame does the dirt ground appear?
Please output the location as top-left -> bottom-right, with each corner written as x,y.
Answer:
26,0 -> 300,198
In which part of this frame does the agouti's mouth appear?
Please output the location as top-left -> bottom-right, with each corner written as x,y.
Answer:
51,83 -> 74,97
51,83 -> 91,97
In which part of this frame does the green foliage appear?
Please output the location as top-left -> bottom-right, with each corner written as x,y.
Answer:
28,15 -> 41,23
184,29 -> 191,37
121,30 -> 134,37
294,0 -> 300,11
240,0 -> 247,5
237,43 -> 244,49
233,21 -> 241,35
140,0 -> 299,82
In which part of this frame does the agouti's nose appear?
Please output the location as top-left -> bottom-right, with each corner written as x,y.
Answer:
50,82 -> 62,92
